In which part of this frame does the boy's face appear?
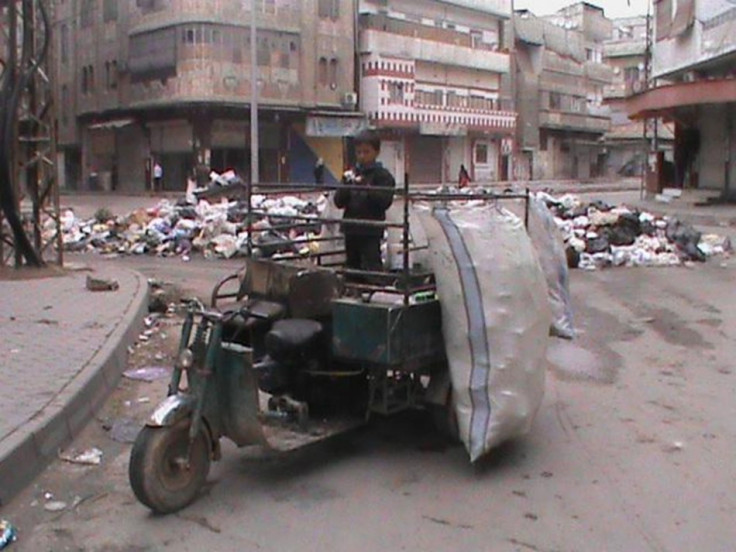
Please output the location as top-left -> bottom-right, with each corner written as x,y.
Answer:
355,142 -> 379,166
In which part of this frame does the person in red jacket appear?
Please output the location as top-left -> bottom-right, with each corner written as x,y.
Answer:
334,130 -> 396,273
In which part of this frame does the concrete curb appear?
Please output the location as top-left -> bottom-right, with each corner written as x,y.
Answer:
0,269 -> 149,506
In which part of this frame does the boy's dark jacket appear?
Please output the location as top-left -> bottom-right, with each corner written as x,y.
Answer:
334,163 -> 396,237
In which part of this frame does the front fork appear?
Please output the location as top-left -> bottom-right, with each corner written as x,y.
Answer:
152,314 -> 223,463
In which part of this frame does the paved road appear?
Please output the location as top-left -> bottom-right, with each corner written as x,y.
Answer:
4,259 -> 735,552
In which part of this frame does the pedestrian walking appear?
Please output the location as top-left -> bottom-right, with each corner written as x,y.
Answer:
153,161 -> 163,192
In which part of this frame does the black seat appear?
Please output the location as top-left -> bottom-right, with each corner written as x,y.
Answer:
265,319 -> 324,364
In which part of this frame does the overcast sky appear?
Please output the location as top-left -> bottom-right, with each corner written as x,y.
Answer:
514,0 -> 650,18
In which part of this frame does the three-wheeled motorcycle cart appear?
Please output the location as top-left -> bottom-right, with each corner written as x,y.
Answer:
128,180 -> 529,513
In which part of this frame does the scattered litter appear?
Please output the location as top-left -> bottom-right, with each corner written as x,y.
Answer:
138,334 -> 150,343
0,520 -> 17,550
536,192 -> 731,270
663,440 -> 685,453
109,417 -> 140,444
43,501 -> 67,512
59,447 -> 103,466
85,275 -> 119,292
123,366 -> 171,382
59,187 -> 326,261
43,492 -> 53,500
137,397 -> 151,404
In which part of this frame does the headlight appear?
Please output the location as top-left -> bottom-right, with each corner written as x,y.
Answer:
177,349 -> 194,369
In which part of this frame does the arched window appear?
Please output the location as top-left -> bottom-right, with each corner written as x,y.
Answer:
318,57 -> 328,86
329,58 -> 338,88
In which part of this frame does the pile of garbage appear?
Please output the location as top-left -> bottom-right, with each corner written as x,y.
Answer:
537,192 -> 732,270
59,194 -> 328,261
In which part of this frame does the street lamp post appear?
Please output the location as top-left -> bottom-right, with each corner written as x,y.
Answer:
250,0 -> 259,184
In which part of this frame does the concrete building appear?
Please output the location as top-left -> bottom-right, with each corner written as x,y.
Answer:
603,16 -> 673,177
357,0 -> 516,185
514,3 -> 613,181
625,0 -> 736,197
54,0 -> 360,192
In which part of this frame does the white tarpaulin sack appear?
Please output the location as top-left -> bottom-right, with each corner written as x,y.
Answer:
509,196 -> 576,339
420,205 -> 551,462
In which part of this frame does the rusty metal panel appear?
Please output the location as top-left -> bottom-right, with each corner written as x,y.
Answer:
332,299 -> 445,367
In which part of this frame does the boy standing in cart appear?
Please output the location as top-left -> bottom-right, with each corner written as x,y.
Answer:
334,130 -> 396,273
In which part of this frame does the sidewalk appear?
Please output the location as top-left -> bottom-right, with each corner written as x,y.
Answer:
0,266 -> 148,505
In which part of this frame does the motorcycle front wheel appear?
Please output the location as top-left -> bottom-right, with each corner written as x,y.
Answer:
129,419 -> 211,514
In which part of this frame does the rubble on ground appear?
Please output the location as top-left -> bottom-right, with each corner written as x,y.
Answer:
536,192 -> 732,270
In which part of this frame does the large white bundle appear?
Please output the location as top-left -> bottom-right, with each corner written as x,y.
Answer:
420,205 -> 550,461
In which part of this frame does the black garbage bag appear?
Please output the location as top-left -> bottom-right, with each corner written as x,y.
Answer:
586,235 -> 611,254
606,212 -> 641,246
589,199 -> 613,212
640,220 -> 657,236
666,219 -> 705,262
177,206 -> 198,220
566,246 -> 581,269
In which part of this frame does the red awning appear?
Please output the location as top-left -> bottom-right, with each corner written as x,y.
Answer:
625,78 -> 736,119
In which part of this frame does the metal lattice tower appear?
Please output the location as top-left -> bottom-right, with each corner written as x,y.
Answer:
0,0 -> 62,268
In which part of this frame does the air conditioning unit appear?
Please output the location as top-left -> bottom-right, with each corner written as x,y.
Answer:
342,92 -> 358,108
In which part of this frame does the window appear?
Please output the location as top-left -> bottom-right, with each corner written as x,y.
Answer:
318,0 -> 339,20
105,60 -> 118,90
329,58 -> 338,88
256,0 -> 276,15
88,65 -> 95,92
470,31 -> 483,49
539,129 -> 548,152
257,37 -> 270,66
80,0 -> 94,28
624,66 -> 640,83
549,92 -> 562,110
586,48 -> 593,61
475,143 -> 489,165
103,0 -> 117,22
388,81 -> 404,104
61,85 -> 69,125
318,57 -> 328,86
61,24 -> 69,64
81,67 -> 88,94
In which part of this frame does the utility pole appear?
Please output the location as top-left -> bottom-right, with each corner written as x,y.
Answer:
250,0 -> 259,184
641,0 -> 652,199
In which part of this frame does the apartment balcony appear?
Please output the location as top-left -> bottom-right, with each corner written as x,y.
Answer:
541,52 -> 584,77
539,109 -> 610,133
585,61 -> 614,83
369,102 -> 516,134
129,9 -> 301,35
360,29 -> 510,74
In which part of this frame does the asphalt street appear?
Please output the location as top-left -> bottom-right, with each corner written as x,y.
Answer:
4,256 -> 735,552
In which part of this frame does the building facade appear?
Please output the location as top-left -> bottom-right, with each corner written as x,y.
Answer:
54,0 -> 359,192
357,0 -> 516,185
514,3 -> 613,181
626,0 -> 736,196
